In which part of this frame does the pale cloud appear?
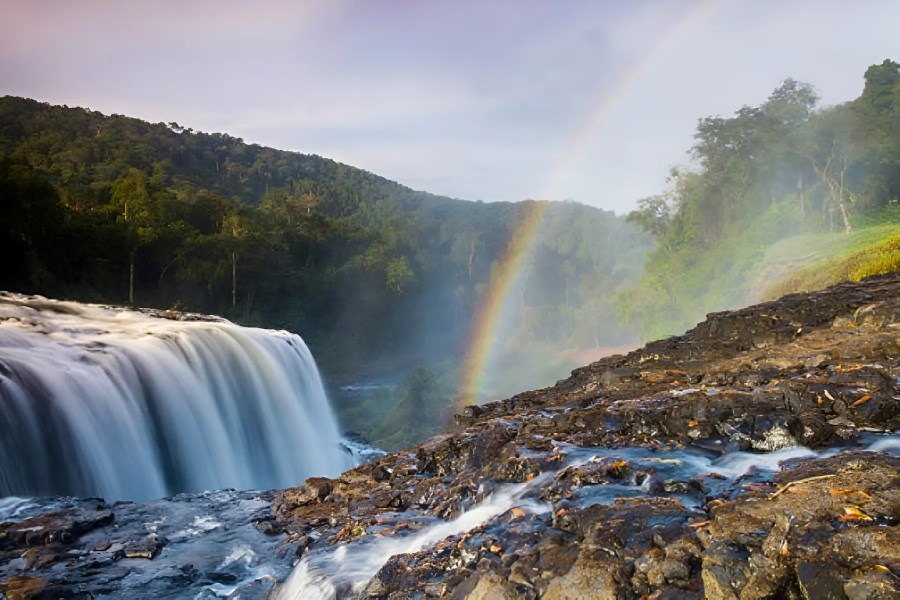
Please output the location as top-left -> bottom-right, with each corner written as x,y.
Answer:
1,0 -> 898,213
221,76 -> 500,133
1,0 -> 348,52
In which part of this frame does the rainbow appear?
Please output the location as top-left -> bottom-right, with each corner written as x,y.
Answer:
457,200 -> 549,407
456,0 -> 718,409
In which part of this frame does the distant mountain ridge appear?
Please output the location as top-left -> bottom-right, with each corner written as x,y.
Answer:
0,95 -> 650,391
0,95 -> 472,226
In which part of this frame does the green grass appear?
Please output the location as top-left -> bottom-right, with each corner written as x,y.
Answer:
619,205 -> 898,343
760,215 -> 900,300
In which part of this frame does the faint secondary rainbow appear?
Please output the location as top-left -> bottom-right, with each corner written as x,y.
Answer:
456,0 -> 719,409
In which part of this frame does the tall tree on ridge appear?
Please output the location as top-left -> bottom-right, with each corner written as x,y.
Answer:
111,170 -> 153,305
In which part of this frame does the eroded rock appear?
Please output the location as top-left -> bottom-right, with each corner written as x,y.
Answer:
266,274 -> 899,599
4,274 -> 900,598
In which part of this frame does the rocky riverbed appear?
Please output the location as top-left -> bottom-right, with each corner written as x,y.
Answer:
2,273 -> 898,599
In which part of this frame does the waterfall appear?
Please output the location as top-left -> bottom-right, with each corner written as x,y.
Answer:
0,292 -> 353,501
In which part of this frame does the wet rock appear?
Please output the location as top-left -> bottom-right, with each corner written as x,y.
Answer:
1,505 -> 113,549
6,274 -> 900,599
273,476 -> 333,514
542,555 -> 617,599
0,576 -> 47,600
843,568 -> 899,600
760,513 -> 790,559
123,534 -> 166,559
302,477 -> 334,501
798,412 -> 838,446
227,276 -> 900,600
659,538 -> 701,583
228,575 -> 277,599
451,572 -> 517,600
0,490 -> 292,599
252,276 -> 900,598
739,565 -> 787,600
796,560 -> 848,600
702,542 -> 752,600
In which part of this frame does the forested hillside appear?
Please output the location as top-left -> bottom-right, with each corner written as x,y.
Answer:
0,96 -> 650,386
619,59 -> 900,341
2,60 -> 896,449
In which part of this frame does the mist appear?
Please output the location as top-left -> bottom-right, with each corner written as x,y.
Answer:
329,58 -> 900,450
2,3 -> 898,452
614,64 -> 899,347
323,199 -> 653,450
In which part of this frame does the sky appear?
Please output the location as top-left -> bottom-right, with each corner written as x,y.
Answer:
1,0 -> 898,214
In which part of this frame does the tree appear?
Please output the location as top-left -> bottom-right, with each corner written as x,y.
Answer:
853,60 -> 900,209
626,194 -> 673,240
760,79 -> 819,216
110,170 -> 154,305
386,256 -> 414,293
690,106 -> 771,239
0,162 -> 65,290
764,78 -> 818,129
222,211 -> 246,307
800,111 -> 856,233
0,95 -> 655,380
860,59 -> 900,114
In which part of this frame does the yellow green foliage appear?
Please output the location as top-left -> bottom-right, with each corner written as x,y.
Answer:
762,234 -> 900,300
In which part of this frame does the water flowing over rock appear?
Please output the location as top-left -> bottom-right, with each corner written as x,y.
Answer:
271,273 -> 899,599
0,490 -> 296,599
0,292 -> 352,501
1,274 -> 899,599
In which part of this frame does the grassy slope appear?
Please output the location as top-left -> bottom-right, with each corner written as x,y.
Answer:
756,208 -> 900,301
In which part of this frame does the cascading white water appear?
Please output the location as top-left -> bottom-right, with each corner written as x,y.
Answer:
275,477 -> 551,600
276,434 -> 899,599
0,292 -> 353,500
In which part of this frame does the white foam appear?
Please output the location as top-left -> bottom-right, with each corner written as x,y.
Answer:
275,476 -> 550,600
0,293 -> 354,500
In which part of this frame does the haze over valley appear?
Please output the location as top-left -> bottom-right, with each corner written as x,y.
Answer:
1,3 -> 899,598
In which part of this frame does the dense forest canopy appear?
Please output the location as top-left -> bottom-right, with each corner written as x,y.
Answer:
619,59 -> 900,341
0,95 -> 650,390
2,59 -> 896,448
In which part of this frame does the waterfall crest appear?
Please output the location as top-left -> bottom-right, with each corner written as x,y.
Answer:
0,292 -> 352,500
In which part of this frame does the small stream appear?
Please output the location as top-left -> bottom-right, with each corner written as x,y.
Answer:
275,432 -> 899,599
275,476 -> 551,600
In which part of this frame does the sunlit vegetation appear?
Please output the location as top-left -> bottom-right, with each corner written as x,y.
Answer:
761,227 -> 900,300
619,60 -> 900,341
2,59 -> 896,448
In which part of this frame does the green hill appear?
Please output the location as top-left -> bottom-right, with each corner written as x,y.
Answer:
617,59 -> 900,342
4,60 -> 896,449
0,95 -> 651,384
757,208 -> 900,300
